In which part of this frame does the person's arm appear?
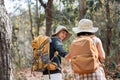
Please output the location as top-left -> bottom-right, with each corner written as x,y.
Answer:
96,38 -> 105,63
54,38 -> 68,57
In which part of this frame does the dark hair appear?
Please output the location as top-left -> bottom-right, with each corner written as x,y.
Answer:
77,32 -> 94,37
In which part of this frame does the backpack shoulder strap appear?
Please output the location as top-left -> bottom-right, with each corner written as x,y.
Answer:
87,35 -> 97,46
92,37 -> 97,46
49,38 -> 52,43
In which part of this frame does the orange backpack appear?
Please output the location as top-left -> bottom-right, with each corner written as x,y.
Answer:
69,36 -> 99,74
31,35 -> 58,72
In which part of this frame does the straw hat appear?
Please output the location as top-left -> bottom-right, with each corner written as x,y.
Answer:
72,19 -> 98,34
52,25 -> 72,41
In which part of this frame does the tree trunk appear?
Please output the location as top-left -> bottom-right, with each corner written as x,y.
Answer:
28,0 -> 34,39
105,0 -> 111,56
39,0 -> 53,36
0,0 -> 13,80
45,0 -> 53,36
79,0 -> 86,20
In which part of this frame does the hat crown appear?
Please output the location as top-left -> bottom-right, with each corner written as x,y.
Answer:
78,19 -> 93,29
72,19 -> 98,34
55,25 -> 66,33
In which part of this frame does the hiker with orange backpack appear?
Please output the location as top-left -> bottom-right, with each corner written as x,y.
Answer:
42,25 -> 72,80
66,19 -> 106,80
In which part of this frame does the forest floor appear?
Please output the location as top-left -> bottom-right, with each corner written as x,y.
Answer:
15,68 -> 120,80
15,66 -> 73,80
15,68 -> 42,80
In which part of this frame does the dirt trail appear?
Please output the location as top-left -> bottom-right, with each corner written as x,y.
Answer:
16,68 -> 42,80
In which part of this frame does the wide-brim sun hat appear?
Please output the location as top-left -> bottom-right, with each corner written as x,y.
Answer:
72,19 -> 98,34
52,25 -> 72,41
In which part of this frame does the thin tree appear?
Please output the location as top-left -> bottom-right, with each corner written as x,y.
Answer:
36,0 -> 40,36
105,0 -> 111,56
0,0 -> 13,80
28,0 -> 34,39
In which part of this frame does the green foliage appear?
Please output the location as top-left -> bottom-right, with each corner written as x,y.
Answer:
9,0 -> 120,70
116,72 -> 120,78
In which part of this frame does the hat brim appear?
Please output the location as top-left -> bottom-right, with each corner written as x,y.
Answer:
72,27 -> 98,34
